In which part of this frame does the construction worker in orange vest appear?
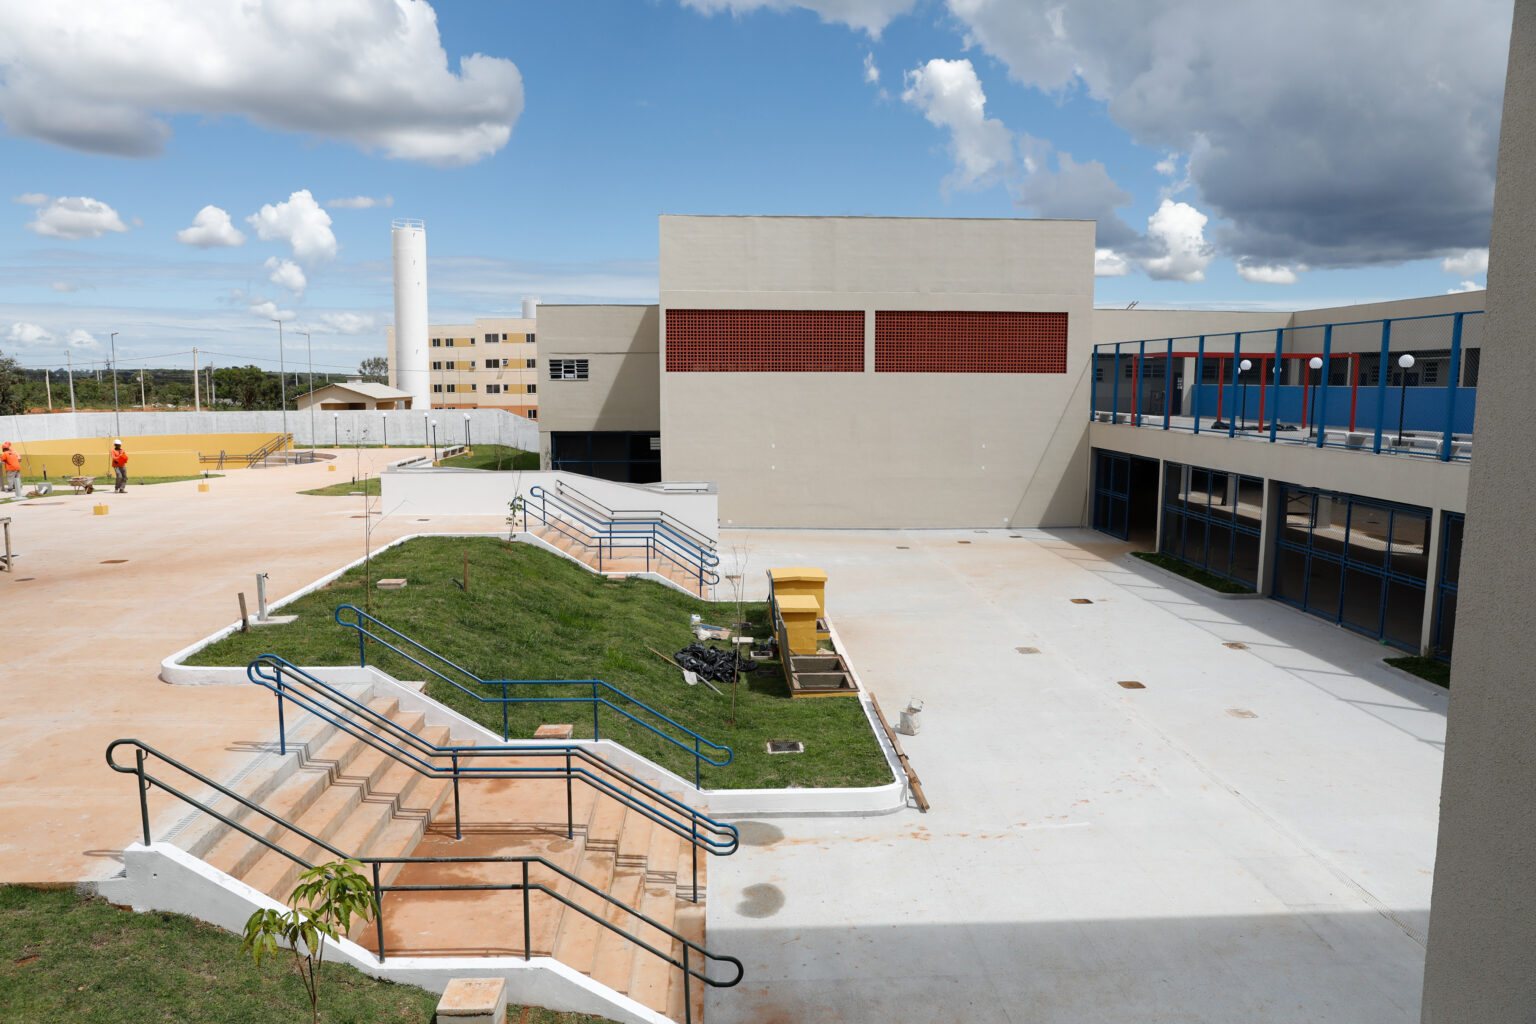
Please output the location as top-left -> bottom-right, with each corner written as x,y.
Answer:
1,442 -> 19,498
110,439 -> 129,493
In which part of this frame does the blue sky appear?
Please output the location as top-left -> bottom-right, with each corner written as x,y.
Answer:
0,0 -> 1512,377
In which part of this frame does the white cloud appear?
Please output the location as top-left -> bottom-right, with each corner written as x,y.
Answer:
1440,248 -> 1489,276
1447,280 -> 1483,293
679,0 -> 918,35
316,312 -> 380,335
863,52 -> 880,84
247,298 -> 296,322
1141,199 -> 1216,282
901,58 -> 1014,191
49,281 -> 78,293
5,322 -> 52,346
326,195 -> 395,210
265,257 -> 307,297
22,196 -> 128,240
0,1 -> 524,166
13,192 -> 49,205
1094,249 -> 1130,277
65,328 -> 102,352
1154,155 -> 1178,177
1235,261 -> 1301,285
247,190 -> 337,264
175,205 -> 246,248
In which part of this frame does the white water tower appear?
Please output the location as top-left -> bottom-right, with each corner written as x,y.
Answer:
521,295 -> 539,320
392,219 -> 430,411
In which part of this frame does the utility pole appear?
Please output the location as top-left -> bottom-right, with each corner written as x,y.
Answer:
192,346 -> 200,412
272,319 -> 288,441
46,369 -> 52,411
209,361 -> 216,409
301,330 -> 315,453
65,351 -> 76,413
139,369 -> 147,410
109,332 -> 121,437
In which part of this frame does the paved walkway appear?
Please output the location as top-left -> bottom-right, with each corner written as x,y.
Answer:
707,528 -> 1443,1024
0,450 -> 503,884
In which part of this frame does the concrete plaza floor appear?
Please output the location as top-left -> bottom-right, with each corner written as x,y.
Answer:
0,449 -> 504,884
707,528 -> 1444,1024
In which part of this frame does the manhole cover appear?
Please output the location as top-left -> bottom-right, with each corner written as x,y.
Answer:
765,740 -> 804,755
957,540 -> 971,544
1116,680 -> 1145,689
1223,642 -> 1249,650
1071,598 -> 1094,605
1009,534 -> 1023,538
350,515 -> 367,519
100,559 -> 128,564
1226,708 -> 1257,718
896,546 -> 910,549
1016,646 -> 1040,654
415,518 -> 432,522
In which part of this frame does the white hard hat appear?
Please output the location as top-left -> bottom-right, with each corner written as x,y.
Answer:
113,439 -> 122,445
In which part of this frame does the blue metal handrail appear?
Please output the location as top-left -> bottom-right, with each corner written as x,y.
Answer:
106,737 -> 742,1021
552,480 -> 720,560
333,605 -> 733,787
527,485 -> 720,595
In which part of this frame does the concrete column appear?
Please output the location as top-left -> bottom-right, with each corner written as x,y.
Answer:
1152,459 -> 1167,552
863,309 -> 876,372
1255,477 -> 1282,596
1422,2 -> 1536,1019
1418,509 -> 1445,657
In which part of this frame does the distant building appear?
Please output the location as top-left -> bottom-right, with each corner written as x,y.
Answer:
386,314 -> 539,418
295,380 -> 413,411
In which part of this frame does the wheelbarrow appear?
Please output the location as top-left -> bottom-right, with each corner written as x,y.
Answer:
66,475 -> 97,495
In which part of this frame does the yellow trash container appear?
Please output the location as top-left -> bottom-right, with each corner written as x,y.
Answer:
768,566 -> 829,638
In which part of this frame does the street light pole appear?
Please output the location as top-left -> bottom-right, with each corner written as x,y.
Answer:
65,350 -> 76,414
1396,353 -> 1416,446
333,412 -> 339,447
463,412 -> 471,448
1308,356 -> 1324,440
109,332 -> 121,437
1238,358 -> 1252,430
302,330 -> 315,453
381,411 -> 388,448
431,419 -> 438,462
272,319 -> 288,442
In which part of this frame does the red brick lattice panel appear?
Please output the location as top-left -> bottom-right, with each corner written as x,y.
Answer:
665,309 -> 865,372
875,311 -> 1069,373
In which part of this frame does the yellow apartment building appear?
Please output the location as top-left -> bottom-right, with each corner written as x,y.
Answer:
386,315 -> 539,418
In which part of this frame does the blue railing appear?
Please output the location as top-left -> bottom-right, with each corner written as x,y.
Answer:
526,485 -> 720,595
246,655 -> 737,900
1089,309 -> 1482,462
333,605 -> 733,787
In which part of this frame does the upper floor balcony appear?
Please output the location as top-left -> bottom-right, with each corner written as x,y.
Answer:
1090,309 -> 1483,462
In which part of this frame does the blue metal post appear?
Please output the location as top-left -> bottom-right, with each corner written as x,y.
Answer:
1372,320 -> 1392,453
502,683 -> 509,740
1193,336 -> 1205,434
591,682 -> 600,741
1110,344 -> 1121,424
1316,325 -> 1333,448
358,627 -> 366,668
1164,338 -> 1174,430
1134,340 -> 1146,426
1269,328 -> 1284,443
1090,345 -> 1098,421
1229,333 -> 1243,437
276,679 -> 287,755
1442,312 -> 1464,460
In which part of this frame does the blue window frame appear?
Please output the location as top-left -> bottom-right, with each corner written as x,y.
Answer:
1092,450 -> 1131,538
1159,462 -> 1263,588
1434,513 -> 1463,662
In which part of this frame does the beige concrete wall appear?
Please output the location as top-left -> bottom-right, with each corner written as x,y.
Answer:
658,215 -> 1095,527
535,305 -> 661,466
1089,423 -> 1470,514
1093,308 -> 1291,348
1421,2 -> 1536,1019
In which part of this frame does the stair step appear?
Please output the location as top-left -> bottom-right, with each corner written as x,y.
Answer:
664,903 -> 708,1024
551,795 -> 629,975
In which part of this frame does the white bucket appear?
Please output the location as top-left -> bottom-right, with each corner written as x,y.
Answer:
897,699 -> 924,736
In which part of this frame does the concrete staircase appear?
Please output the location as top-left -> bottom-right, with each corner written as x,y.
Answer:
168,692 -> 714,1023
365,768 -> 709,1023
530,522 -> 711,597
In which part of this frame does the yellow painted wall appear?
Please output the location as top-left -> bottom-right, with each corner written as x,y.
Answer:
10,433 -> 284,478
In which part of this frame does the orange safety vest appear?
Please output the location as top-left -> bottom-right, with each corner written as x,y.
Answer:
1,450 -> 18,471
111,449 -> 129,468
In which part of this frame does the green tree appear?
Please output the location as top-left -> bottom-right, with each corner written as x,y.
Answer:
0,349 -> 25,416
358,356 -> 388,382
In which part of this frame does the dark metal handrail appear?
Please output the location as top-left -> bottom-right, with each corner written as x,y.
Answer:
105,738 -> 742,1023
553,480 -> 719,558
540,483 -> 719,570
527,486 -> 720,595
333,605 -> 733,788
247,655 -> 736,897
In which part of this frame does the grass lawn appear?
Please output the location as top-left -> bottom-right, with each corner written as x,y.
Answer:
1384,655 -> 1451,689
1132,551 -> 1256,595
0,887 -> 616,1024
302,477 -> 382,497
189,537 -> 891,790
439,445 -> 539,471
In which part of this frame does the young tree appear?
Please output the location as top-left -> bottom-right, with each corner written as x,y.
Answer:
0,349 -> 26,416
358,356 -> 388,382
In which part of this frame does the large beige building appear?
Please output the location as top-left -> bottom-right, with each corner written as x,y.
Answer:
386,316 -> 539,417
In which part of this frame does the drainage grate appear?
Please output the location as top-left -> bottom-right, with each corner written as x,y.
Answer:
765,740 -> 804,755
1116,680 -> 1146,689
1226,708 -> 1257,719
1016,646 -> 1040,654
957,540 -> 971,544
1009,535 -> 1022,538
100,559 -> 128,564
1071,598 -> 1093,605
896,546 -> 910,549
1223,642 -> 1248,650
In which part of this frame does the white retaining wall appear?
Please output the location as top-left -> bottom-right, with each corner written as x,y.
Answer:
0,409 -> 538,451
